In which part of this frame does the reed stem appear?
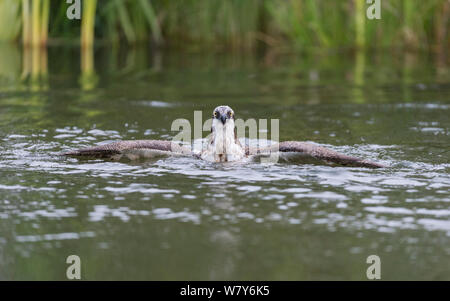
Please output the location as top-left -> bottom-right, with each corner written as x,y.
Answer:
41,0 -> 49,46
21,0 -> 31,46
81,0 -> 98,49
355,0 -> 365,48
31,0 -> 41,46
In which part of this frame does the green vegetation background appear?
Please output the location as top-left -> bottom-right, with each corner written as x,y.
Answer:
0,0 -> 448,50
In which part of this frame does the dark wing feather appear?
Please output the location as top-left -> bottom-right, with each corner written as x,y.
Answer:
249,141 -> 385,168
61,140 -> 191,158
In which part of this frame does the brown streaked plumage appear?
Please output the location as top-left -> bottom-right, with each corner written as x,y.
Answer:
248,141 -> 385,168
61,140 -> 193,159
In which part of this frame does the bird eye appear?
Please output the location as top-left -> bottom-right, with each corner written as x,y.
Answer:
227,111 -> 233,117
214,111 -> 219,118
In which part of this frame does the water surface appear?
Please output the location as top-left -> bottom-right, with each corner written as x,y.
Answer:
0,45 -> 449,280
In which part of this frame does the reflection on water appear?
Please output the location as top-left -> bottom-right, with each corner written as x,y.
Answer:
0,45 -> 449,280
80,45 -> 98,91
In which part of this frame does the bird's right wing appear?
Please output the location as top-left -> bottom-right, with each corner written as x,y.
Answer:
61,140 -> 193,160
248,141 -> 386,168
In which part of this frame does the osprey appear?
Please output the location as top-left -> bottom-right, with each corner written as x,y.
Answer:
62,105 -> 385,168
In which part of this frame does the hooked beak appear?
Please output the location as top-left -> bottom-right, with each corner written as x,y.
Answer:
219,114 -> 227,125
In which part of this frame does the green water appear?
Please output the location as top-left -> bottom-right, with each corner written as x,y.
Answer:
0,45 -> 449,280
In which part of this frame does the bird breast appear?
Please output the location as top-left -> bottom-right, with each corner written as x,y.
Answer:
201,124 -> 245,162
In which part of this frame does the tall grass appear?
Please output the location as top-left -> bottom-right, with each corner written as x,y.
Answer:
265,0 -> 448,50
81,0 -> 97,49
0,0 -> 21,41
21,0 -> 31,45
20,0 -> 50,46
41,0 -> 50,45
355,0 -> 366,48
31,0 -> 41,46
101,0 -> 161,44
0,0 -> 447,50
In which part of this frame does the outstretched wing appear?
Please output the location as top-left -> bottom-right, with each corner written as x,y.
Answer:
61,140 -> 193,159
248,141 -> 385,168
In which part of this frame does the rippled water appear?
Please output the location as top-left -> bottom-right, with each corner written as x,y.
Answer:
0,46 -> 449,280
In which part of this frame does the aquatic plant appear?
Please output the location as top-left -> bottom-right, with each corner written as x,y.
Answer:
0,0 -> 446,50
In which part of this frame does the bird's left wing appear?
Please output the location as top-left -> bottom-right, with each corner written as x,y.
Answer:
61,140 -> 193,160
248,141 -> 386,168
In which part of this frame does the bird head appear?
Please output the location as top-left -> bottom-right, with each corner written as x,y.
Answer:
210,105 -> 238,153
211,105 -> 235,130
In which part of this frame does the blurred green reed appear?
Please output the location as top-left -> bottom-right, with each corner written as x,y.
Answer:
19,0 -> 50,46
0,0 -> 447,50
81,0 -> 96,48
0,0 -> 21,41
